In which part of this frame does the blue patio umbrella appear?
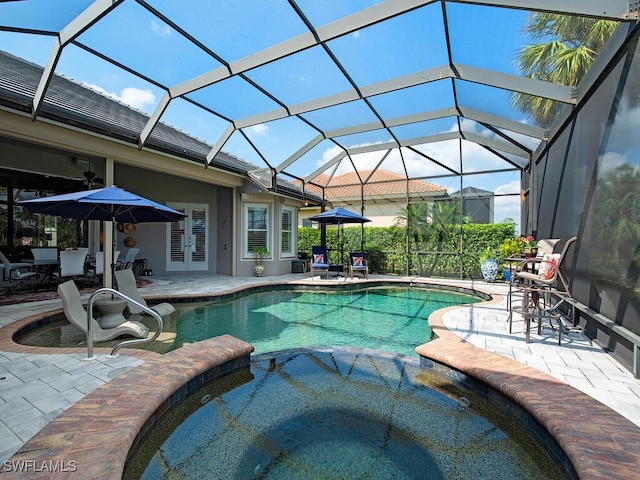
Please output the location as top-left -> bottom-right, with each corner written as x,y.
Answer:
309,207 -> 370,225
18,185 -> 186,286
18,185 -> 186,223
310,207 -> 370,266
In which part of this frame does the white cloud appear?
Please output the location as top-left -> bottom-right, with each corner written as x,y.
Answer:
150,19 -> 172,36
489,180 -> 522,228
495,179 -> 520,195
246,124 -> 269,139
598,151 -> 628,175
312,133 -> 523,227
494,193 -> 521,228
83,83 -> 156,113
84,83 -> 114,99
321,144 -> 345,163
119,87 -> 156,111
311,117 -> 536,181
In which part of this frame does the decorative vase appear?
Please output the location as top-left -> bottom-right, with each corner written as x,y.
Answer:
523,247 -> 533,258
481,258 -> 499,282
502,268 -> 511,282
254,264 -> 264,277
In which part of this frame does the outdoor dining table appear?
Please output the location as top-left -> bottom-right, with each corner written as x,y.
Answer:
22,258 -> 59,290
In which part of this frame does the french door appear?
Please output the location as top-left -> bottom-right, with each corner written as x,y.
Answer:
166,203 -> 208,271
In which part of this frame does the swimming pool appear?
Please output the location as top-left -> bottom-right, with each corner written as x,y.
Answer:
16,285 -> 481,357
124,348 -> 564,479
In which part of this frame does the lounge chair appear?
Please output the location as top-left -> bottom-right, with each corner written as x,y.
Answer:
114,268 -> 176,316
348,252 -> 369,279
0,251 -> 37,294
310,245 -> 330,279
57,280 -> 149,342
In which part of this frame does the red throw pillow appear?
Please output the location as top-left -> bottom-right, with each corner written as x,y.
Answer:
313,254 -> 324,264
538,253 -> 560,280
353,256 -> 363,266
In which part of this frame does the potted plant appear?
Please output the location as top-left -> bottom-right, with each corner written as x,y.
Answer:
253,246 -> 268,277
479,247 -> 499,282
520,235 -> 538,257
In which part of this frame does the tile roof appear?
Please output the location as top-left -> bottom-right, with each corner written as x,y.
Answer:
306,170 -> 446,201
0,50 -> 321,203
0,51 -> 234,169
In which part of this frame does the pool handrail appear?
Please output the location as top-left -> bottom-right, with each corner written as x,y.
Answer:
86,287 -> 163,359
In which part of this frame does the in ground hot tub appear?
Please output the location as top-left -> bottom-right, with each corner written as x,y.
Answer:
125,348 -> 564,479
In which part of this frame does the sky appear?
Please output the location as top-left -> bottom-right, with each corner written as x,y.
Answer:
0,0 -> 541,228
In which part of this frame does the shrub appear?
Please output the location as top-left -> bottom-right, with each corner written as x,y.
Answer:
298,222 -> 516,279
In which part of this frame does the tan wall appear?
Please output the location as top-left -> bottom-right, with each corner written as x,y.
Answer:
299,202 -> 406,228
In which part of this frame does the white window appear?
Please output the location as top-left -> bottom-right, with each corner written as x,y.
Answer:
281,206 -> 295,256
245,204 -> 269,257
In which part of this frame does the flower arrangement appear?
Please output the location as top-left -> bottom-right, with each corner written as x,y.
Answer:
520,235 -> 537,248
519,235 -> 538,258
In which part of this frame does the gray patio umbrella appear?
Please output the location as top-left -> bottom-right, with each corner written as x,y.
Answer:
310,207 -> 370,265
18,185 -> 186,287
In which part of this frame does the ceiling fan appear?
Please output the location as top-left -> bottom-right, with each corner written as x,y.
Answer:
81,160 -> 103,188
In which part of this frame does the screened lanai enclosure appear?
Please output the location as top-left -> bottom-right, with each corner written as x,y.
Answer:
0,2 -> 639,374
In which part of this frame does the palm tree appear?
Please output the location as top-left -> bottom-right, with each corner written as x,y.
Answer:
513,13 -> 618,128
424,201 -> 470,276
395,203 -> 431,273
395,201 -> 470,275
592,164 -> 640,287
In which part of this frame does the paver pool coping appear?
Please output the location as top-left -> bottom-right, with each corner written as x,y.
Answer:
3,335 -> 254,479
2,280 -> 640,479
418,295 -> 640,480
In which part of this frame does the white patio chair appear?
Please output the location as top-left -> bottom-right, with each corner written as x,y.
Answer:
116,248 -> 139,270
54,250 -> 88,284
92,250 -> 120,276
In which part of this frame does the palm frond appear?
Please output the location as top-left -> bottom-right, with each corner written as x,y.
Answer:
513,14 -> 618,127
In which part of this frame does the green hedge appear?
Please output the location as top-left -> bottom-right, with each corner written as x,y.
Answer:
298,223 -> 515,278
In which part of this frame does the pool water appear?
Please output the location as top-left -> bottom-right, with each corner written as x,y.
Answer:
124,349 -> 564,480
17,286 -> 480,357
167,286 -> 478,356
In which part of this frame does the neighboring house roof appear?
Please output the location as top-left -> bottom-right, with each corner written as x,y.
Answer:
450,186 -> 494,197
306,170 -> 446,202
0,50 -> 320,204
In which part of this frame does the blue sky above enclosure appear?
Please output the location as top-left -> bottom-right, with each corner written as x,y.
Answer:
0,0 -> 631,228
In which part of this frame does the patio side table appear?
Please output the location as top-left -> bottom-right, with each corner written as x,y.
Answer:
95,298 -> 128,328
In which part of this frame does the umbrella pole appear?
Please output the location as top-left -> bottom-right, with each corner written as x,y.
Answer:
340,222 -> 344,265
102,221 -> 115,289
111,220 -> 118,288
